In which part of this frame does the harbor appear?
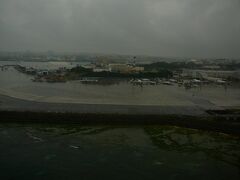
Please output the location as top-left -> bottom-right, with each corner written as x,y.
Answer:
0,64 -> 239,135
1,0 -> 240,179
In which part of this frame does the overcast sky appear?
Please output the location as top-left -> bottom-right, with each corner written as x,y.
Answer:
0,0 -> 240,58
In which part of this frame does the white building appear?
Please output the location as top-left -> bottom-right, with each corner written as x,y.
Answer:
182,69 -> 239,80
109,64 -> 144,73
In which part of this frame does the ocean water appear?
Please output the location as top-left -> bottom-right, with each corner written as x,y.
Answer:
0,124 -> 239,180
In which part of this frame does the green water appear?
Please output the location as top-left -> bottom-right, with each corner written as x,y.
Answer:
0,124 -> 239,180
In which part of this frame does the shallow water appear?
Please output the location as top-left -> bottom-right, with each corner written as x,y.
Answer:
0,66 -> 239,106
0,60 -> 86,70
0,124 -> 239,180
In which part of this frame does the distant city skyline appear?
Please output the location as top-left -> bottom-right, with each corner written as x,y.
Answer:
0,0 -> 240,58
1,50 -> 239,60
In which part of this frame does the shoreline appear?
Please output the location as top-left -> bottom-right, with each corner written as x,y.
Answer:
0,94 -> 208,115
0,111 -> 239,136
0,94 -> 239,136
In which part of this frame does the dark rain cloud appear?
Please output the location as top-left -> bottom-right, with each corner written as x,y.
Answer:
0,0 -> 240,57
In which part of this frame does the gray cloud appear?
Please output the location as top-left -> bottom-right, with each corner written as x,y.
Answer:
0,0 -> 240,58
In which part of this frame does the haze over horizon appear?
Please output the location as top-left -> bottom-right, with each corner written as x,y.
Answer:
0,0 -> 240,58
